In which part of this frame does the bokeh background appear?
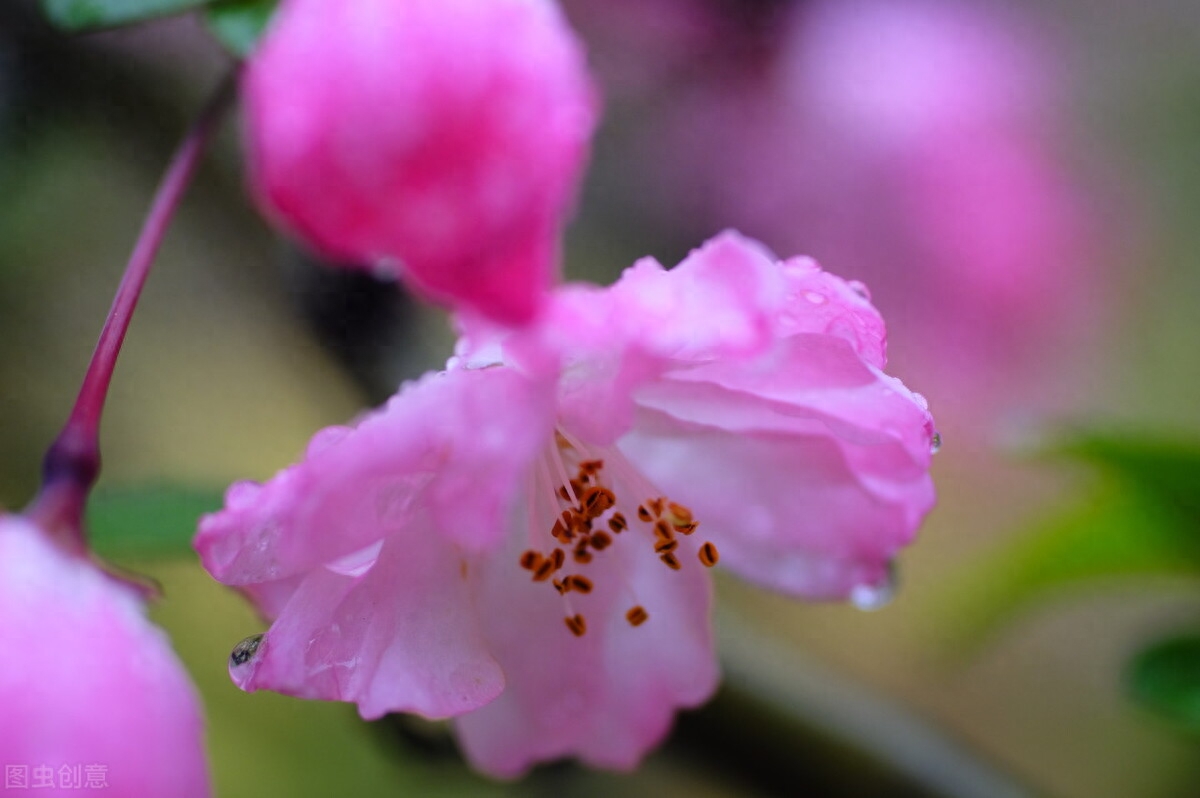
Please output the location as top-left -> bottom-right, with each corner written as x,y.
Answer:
2,1 -> 1199,796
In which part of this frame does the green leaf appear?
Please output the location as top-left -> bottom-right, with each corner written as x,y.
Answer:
1128,634 -> 1200,733
941,486 -> 1200,647
206,0 -> 279,57
1047,431 -> 1200,522
937,429 -> 1200,647
87,485 -> 224,560
41,0 -> 211,32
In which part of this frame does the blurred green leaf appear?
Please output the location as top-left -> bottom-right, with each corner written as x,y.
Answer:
941,430 -> 1200,646
206,0 -> 278,57
87,485 -> 223,560
946,487 -> 1199,645
40,0 -> 210,31
1128,634 -> 1200,733
1048,432 -> 1200,521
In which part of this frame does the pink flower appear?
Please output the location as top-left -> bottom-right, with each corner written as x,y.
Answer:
0,515 -> 209,796
196,232 -> 936,776
245,0 -> 598,324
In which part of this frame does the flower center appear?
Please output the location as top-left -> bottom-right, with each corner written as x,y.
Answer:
517,429 -> 718,637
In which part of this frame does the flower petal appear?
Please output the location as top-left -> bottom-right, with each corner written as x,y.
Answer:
232,520 -> 504,720
196,366 -> 555,590
0,517 -> 209,795
454,504 -> 718,776
624,335 -> 935,599
245,0 -> 597,323
544,231 -> 786,445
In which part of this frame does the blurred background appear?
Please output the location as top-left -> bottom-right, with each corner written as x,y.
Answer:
2,0 -> 1199,795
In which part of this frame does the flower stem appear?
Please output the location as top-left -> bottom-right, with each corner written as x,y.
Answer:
27,72 -> 238,547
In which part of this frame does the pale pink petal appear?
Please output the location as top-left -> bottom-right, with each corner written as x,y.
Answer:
622,336 -> 935,599
775,256 -> 888,369
0,517 -> 209,796
454,501 -> 717,776
231,524 -> 504,720
196,366 -> 556,589
245,0 -> 597,323
544,231 -> 786,445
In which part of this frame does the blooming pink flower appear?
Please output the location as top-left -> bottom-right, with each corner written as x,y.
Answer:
245,0 -> 598,324
0,515 -> 209,796
196,232 -> 936,776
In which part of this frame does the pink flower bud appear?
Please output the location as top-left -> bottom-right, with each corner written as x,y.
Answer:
0,515 -> 209,796
245,0 -> 598,324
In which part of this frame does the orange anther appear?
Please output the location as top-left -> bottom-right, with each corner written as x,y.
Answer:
533,559 -> 556,581
567,575 -> 593,594
667,502 -> 693,525
582,486 -> 616,518
565,614 -> 588,637
626,606 -> 649,627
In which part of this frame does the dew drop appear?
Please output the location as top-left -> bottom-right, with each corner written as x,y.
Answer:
847,280 -> 871,301
230,633 -> 265,668
930,431 -> 942,454
802,290 -> 827,305
850,563 -> 897,611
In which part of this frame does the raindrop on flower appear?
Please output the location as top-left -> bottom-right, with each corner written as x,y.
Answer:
847,280 -> 871,301
230,634 -> 265,668
850,562 -> 898,611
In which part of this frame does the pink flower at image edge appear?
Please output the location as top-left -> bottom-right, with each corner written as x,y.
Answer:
196,231 -> 936,777
0,515 -> 209,796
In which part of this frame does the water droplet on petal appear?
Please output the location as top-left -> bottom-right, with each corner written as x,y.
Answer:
930,432 -> 942,454
230,633 -> 265,668
847,280 -> 871,301
803,290 -> 827,305
850,563 -> 897,611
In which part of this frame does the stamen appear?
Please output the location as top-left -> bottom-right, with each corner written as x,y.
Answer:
532,558 -> 556,582
533,428 -> 706,636
566,575 -> 593,594
668,502 -> 693,525
581,486 -> 616,518
564,614 -> 587,637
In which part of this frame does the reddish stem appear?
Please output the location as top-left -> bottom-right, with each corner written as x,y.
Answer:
27,73 -> 238,546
